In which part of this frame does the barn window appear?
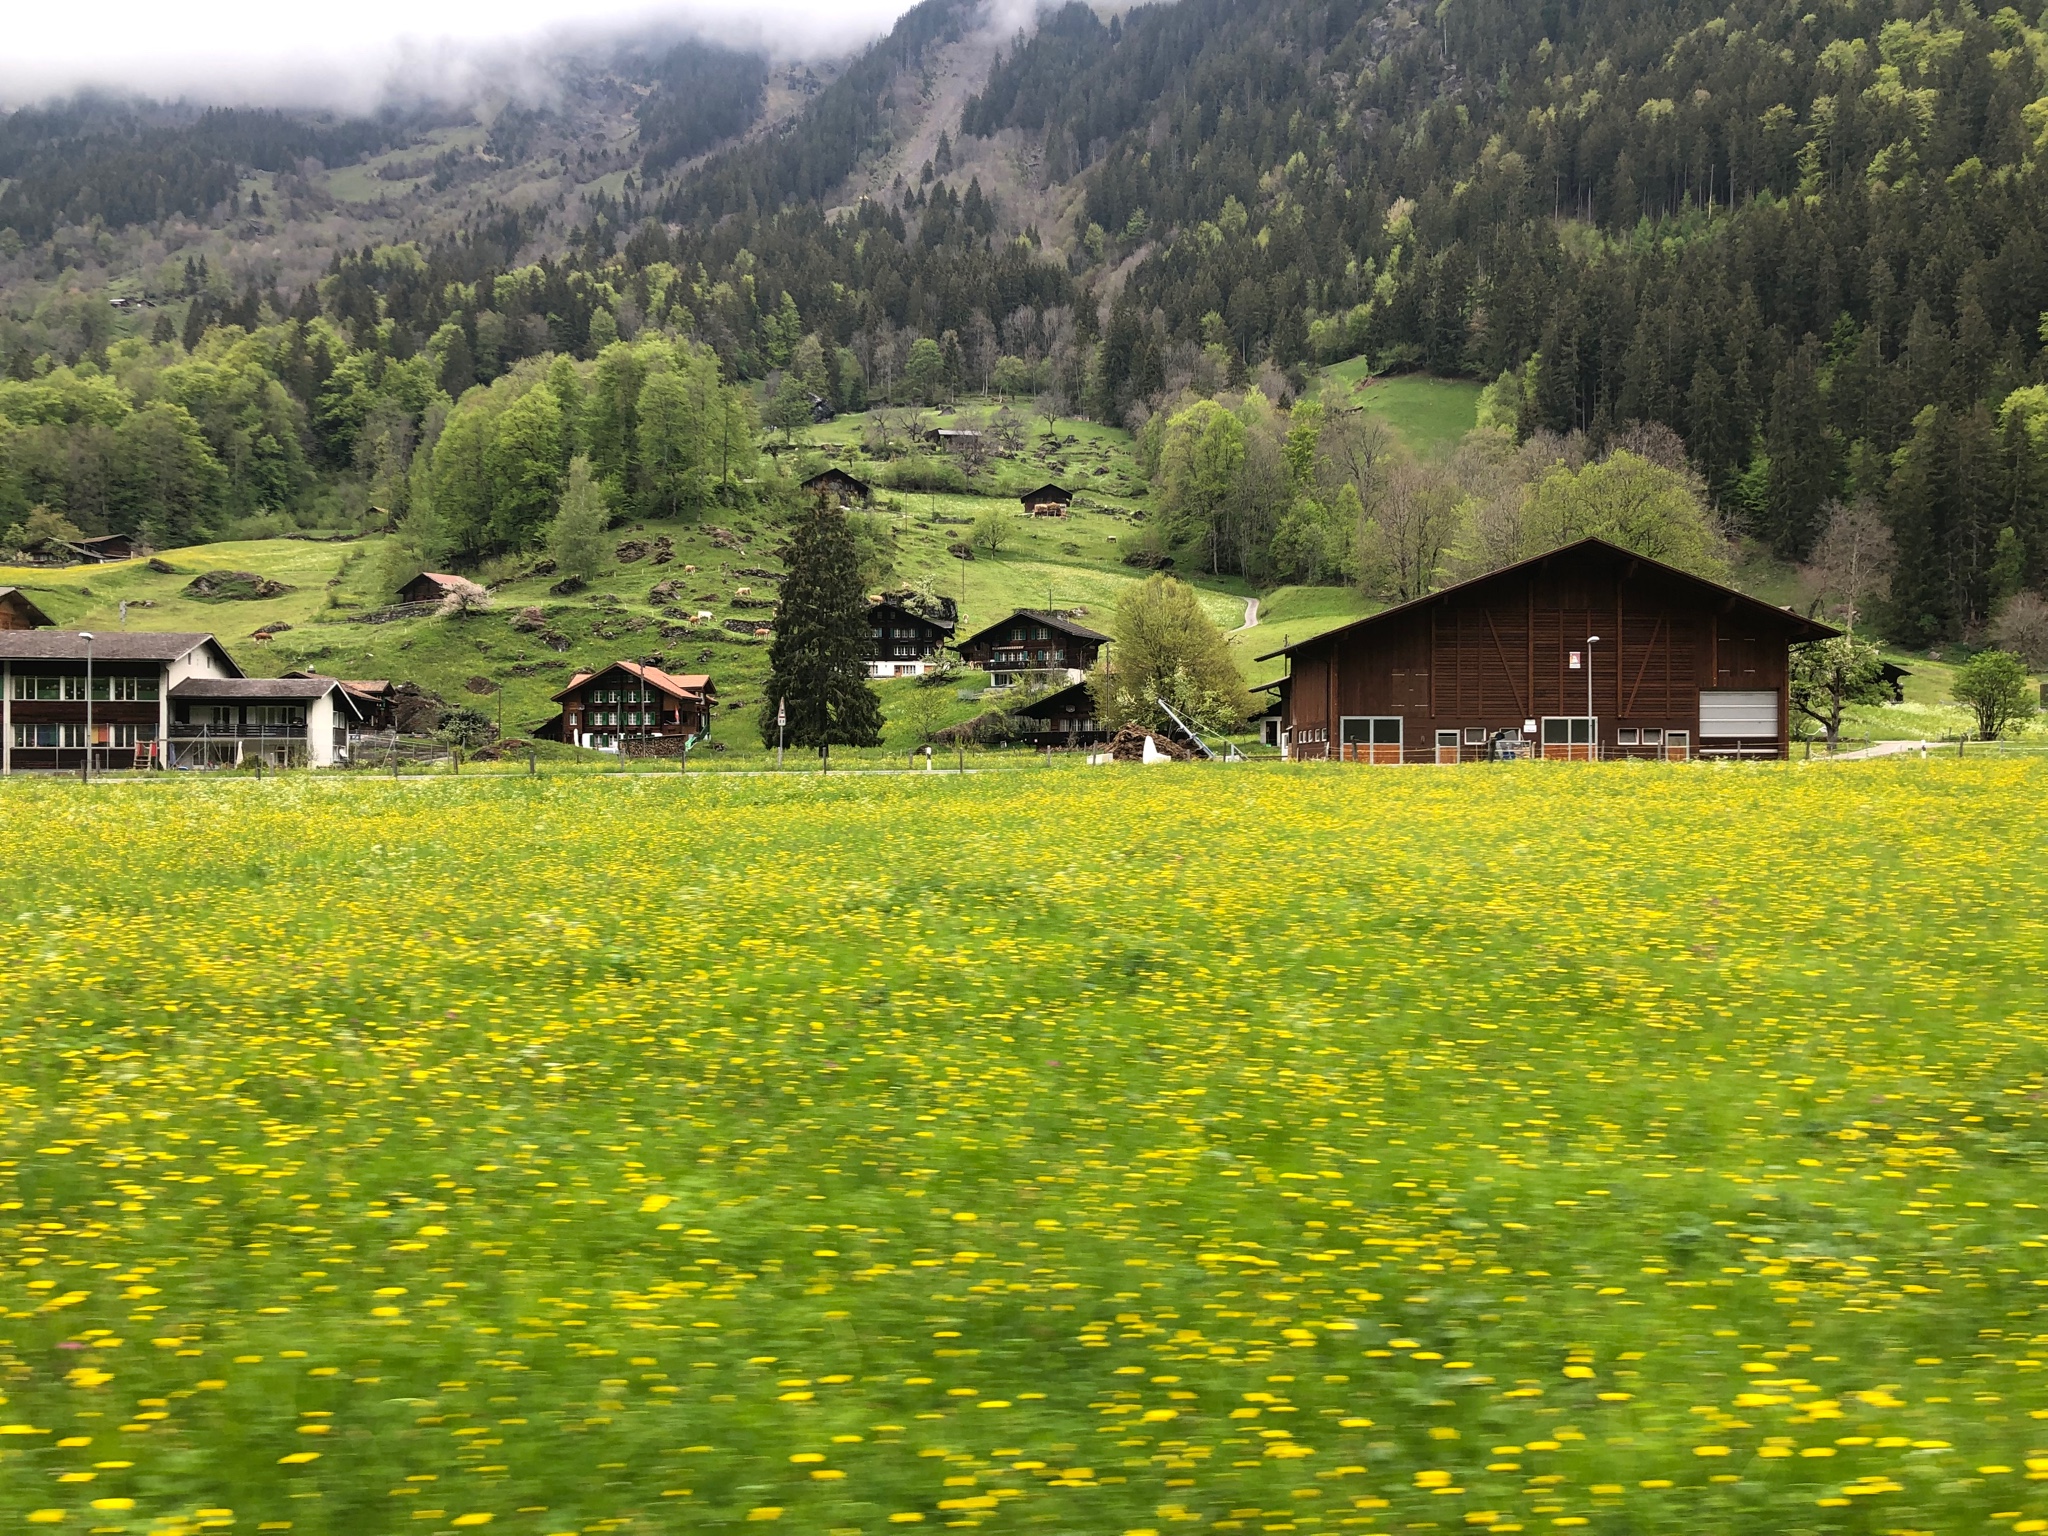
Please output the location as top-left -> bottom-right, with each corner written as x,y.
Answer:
1617,728 -> 1640,746
1540,716 -> 1595,760
1463,726 -> 1487,745
1641,728 -> 1662,745
1339,716 -> 1402,763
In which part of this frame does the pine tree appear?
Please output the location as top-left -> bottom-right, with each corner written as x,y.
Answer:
758,497 -> 883,750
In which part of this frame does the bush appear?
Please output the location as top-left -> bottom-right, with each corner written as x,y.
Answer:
874,456 -> 970,494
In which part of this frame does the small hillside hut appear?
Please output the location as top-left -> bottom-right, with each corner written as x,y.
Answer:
75,533 -> 140,561
0,588 -> 54,630
1020,483 -> 1073,518
1258,537 -> 1838,763
396,572 -> 466,606
801,468 -> 872,509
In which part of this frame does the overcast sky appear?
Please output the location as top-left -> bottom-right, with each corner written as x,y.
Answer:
0,0 -> 925,110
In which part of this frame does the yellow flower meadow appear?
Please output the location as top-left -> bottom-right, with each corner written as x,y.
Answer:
0,760 -> 2045,1533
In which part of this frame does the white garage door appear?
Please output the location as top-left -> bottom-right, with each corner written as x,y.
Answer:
1699,690 -> 1778,738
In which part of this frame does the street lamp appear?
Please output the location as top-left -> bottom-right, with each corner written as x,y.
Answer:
79,630 -> 95,782
1585,635 -> 1601,761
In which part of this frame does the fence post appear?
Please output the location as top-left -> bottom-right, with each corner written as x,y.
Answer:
528,745 -> 536,778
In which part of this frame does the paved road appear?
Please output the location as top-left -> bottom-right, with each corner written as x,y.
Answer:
1814,739 -> 1931,761
1240,597 -> 1259,629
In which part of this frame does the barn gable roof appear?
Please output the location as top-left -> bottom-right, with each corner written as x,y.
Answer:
0,587 -> 56,627
1008,679 -> 1096,721
1254,537 -> 1840,662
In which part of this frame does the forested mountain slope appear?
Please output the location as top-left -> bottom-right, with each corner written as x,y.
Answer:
5,0 -> 2048,649
961,0 -> 2048,637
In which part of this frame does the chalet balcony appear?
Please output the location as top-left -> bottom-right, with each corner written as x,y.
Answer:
168,723 -> 308,740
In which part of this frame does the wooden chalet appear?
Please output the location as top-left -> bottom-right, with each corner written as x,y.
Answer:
868,594 -> 958,678
926,428 -> 985,453
955,609 -> 1110,687
396,572 -> 465,605
1010,680 -> 1108,747
542,661 -> 716,750
1020,483 -> 1073,518
801,467 -> 872,508
0,588 -> 54,630
1258,537 -> 1838,763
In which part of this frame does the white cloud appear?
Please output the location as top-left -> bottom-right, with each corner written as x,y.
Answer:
0,0 -> 925,111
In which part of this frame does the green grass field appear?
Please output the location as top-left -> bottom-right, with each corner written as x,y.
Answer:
1310,370 -> 1482,457
3,761 -> 2046,1534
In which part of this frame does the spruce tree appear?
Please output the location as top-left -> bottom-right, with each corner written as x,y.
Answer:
758,497 -> 884,750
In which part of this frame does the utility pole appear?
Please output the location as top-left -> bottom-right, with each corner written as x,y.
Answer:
80,631 -> 94,783
1585,635 -> 1601,761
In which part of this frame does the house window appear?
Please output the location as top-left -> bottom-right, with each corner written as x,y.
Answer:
92,677 -> 158,702
11,723 -> 58,747
252,706 -> 302,727
11,676 -> 60,701
110,724 -> 152,748
60,722 -> 86,748
63,676 -> 90,701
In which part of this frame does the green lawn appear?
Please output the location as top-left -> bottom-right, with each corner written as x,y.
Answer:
2,760 -> 2045,1533
1311,367 -> 1482,456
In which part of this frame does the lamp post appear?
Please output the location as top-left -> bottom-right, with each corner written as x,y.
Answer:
1584,635 -> 1601,761
80,630 -> 95,782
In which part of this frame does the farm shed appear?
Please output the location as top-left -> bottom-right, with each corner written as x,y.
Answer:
0,588 -> 54,630
1258,537 -> 1838,763
801,468 -> 872,508
395,572 -> 466,605
955,610 -> 1110,687
1019,483 -> 1073,517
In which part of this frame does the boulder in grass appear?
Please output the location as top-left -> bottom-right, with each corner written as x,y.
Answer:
184,569 -> 292,600
509,606 -> 547,633
249,621 -> 293,640
615,539 -> 651,563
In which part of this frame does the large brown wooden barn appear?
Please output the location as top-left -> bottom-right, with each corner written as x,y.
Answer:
1259,538 -> 1838,763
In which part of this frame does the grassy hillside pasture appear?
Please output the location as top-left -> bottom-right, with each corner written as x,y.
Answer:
1311,368 -> 1482,457
1,761 -> 2046,1533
